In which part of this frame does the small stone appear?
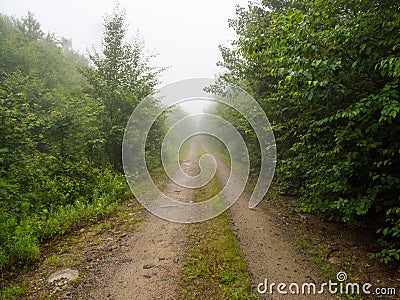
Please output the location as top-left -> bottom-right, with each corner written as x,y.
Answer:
159,257 -> 166,261
119,258 -> 132,263
143,274 -> 152,278
173,257 -> 179,263
47,269 -> 79,283
143,264 -> 154,269
161,275 -> 172,281
56,280 -> 65,286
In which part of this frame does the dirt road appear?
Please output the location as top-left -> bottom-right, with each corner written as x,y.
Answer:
78,143 -> 201,300
77,139 -> 338,299
212,154 -> 338,299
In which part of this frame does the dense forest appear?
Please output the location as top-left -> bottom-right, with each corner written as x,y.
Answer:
0,0 -> 399,285
216,0 -> 400,263
0,8 -> 164,273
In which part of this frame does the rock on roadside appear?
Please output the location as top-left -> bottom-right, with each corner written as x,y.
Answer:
47,268 -> 79,283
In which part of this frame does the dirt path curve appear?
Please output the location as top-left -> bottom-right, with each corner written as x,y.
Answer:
204,144 -> 340,300
80,142 -> 200,300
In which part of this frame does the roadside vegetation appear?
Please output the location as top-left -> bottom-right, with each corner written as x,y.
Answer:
213,0 -> 400,264
0,6 -> 164,286
1,0 -> 399,297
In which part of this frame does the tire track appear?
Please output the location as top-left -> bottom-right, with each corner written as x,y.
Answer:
79,142 -> 201,300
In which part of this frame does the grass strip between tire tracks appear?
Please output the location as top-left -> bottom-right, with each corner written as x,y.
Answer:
179,141 -> 256,299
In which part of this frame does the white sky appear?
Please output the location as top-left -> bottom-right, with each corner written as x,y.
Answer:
1,0 -> 249,87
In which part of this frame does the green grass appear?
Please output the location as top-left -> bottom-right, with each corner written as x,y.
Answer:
0,197 -> 144,299
45,253 -> 80,268
0,284 -> 26,300
179,142 -> 256,299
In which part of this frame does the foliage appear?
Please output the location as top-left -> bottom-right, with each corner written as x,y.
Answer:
80,6 -> 165,169
218,0 -> 400,263
0,87 -> 128,272
0,8 -> 163,275
0,12 -> 87,90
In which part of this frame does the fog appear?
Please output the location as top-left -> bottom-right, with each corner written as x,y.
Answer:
1,0 -> 249,86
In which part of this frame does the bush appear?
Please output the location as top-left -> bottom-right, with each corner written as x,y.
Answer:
218,0 -> 400,263
0,158 -> 127,270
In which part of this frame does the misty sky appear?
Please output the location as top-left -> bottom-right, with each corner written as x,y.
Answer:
1,0 -> 249,87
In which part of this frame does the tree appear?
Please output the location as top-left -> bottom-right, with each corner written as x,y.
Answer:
0,11 -> 129,271
218,0 -> 400,262
18,11 -> 43,41
81,6 -> 164,169
0,13 -> 87,90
